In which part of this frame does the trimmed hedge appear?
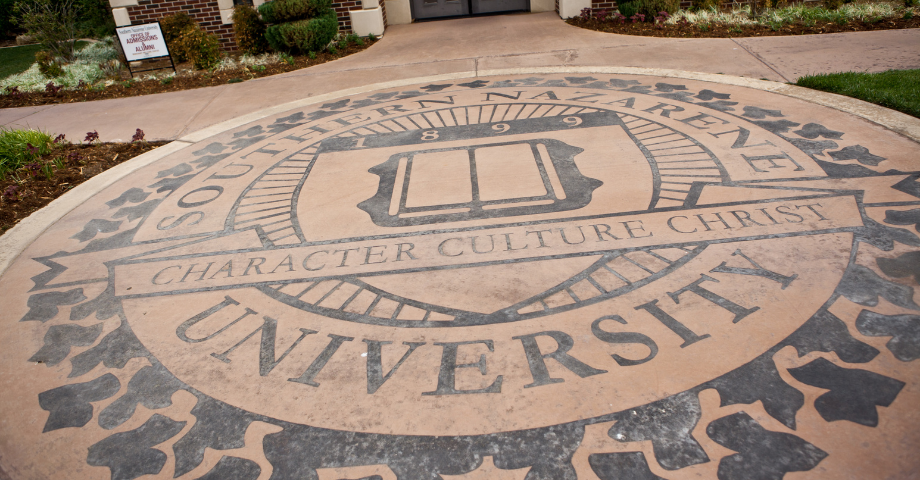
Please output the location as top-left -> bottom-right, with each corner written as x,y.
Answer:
173,26 -> 222,69
233,5 -> 269,55
635,0 -> 679,16
264,11 -> 337,53
258,0 -> 333,24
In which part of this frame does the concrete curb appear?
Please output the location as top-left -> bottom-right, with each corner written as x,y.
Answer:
2,67 -> 918,278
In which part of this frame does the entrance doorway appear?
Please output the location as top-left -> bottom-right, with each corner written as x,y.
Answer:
410,0 -> 529,20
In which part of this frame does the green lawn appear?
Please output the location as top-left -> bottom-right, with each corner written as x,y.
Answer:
795,69 -> 920,119
0,41 -> 88,80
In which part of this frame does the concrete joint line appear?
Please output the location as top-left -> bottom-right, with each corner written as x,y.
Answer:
729,37 -> 791,83
175,87 -> 228,139
2,67 -> 918,279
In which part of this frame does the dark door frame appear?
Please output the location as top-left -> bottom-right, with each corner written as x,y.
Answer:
409,0 -> 529,21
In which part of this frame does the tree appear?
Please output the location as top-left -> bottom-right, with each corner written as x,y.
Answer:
14,0 -> 79,62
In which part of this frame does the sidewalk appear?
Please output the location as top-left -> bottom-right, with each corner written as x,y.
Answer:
1,12 -> 918,143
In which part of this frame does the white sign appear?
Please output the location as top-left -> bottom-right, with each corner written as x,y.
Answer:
116,23 -> 170,61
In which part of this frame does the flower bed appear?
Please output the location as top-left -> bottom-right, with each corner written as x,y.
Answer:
568,2 -> 919,37
0,136 -> 167,234
0,35 -> 377,109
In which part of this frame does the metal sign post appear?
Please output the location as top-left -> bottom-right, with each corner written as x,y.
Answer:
115,21 -> 177,78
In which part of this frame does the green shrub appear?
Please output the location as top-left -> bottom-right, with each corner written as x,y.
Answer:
232,5 -> 269,54
634,0 -> 678,17
35,50 -> 62,77
264,11 -> 337,53
160,12 -> 195,42
616,0 -> 640,17
690,0 -> 719,10
174,26 -> 222,69
258,0 -> 333,24
823,0 -> 843,9
906,0 -> 917,7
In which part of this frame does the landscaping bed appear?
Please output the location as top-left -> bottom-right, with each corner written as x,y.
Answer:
568,13 -> 919,36
568,2 -> 919,37
0,139 -> 166,233
0,37 -> 377,109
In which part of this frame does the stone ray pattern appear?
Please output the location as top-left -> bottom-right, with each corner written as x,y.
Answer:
5,74 -> 920,480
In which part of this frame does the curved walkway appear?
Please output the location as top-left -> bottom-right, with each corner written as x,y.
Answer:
0,12 -> 918,143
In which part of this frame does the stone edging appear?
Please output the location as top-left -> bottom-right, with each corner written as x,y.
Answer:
2,67 -> 917,278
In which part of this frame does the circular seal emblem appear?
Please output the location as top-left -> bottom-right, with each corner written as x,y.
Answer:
3,73 -> 920,480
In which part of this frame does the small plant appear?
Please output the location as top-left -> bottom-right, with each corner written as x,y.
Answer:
265,12 -> 338,54
308,51 -> 316,60
904,9 -> 914,18
161,76 -> 174,85
355,37 -> 364,46
579,7 -> 593,20
98,59 -> 122,78
121,80 -> 134,88
67,151 -> 82,162
174,27 -> 223,70
228,77 -> 244,83
5,86 -> 22,97
41,162 -> 54,179
2,185 -> 19,202
131,128 -> 145,142
84,130 -> 99,144
35,50 -> 64,78
345,33 -> 360,44
160,12 -> 197,62
24,162 -> 41,177
52,156 -> 64,170
368,33 -> 377,41
53,134 -> 66,144
596,8 -> 609,21
257,0 -> 333,23
617,1 -> 640,19
328,45 -> 338,55
232,5 -> 269,55
0,127 -> 54,177
44,81 -> 63,94
281,52 -> 295,65
633,0 -> 678,18
252,64 -> 267,72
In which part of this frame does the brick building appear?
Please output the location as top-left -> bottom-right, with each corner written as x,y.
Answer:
108,0 -> 621,52
108,0 -> 389,50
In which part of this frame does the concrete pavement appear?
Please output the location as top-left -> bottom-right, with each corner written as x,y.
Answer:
1,13 -> 918,143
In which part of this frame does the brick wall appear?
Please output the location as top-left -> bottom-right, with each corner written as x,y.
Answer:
122,0 -> 388,52
125,0 -> 237,51
332,0 -> 360,30
330,0 -> 388,33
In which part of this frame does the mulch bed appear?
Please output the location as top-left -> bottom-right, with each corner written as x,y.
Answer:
567,15 -> 920,37
0,141 -> 168,234
0,38 -> 378,109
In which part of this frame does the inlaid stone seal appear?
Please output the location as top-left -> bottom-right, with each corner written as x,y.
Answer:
2,73 -> 919,480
